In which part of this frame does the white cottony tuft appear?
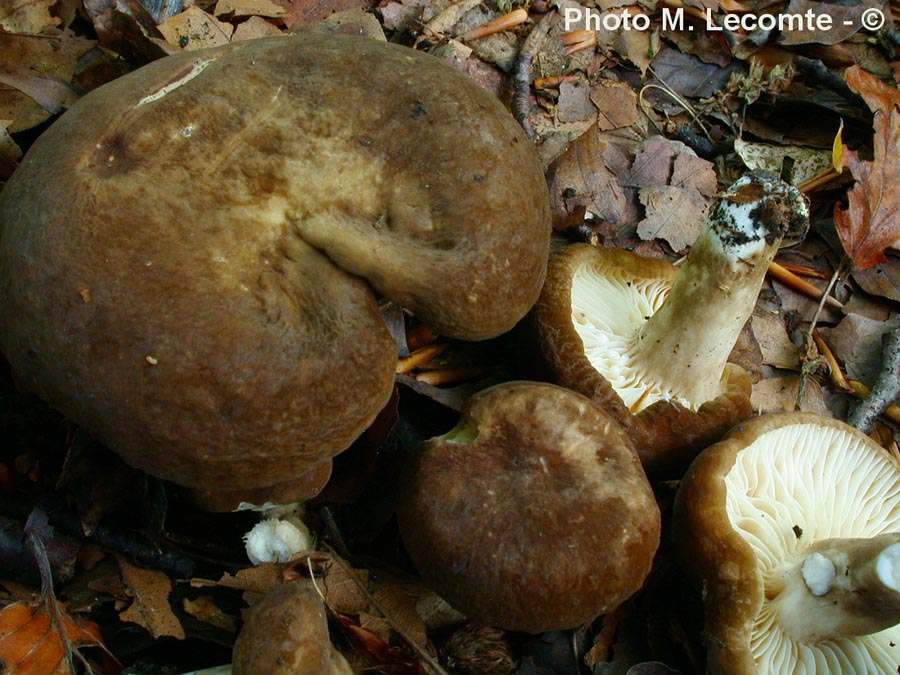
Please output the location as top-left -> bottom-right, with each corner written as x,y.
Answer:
243,518 -> 312,565
876,543 -> 900,592
802,552 -> 836,596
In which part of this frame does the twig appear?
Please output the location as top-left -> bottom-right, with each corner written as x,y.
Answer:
768,260 -> 843,309
796,261 -> 847,409
25,509 -> 96,675
462,8 -> 528,41
847,324 -> 900,433
396,343 -> 448,374
415,366 -> 493,386
559,29 -> 597,56
814,332 -> 900,426
512,10 -> 556,140
639,79 -> 712,142
793,56 -> 856,101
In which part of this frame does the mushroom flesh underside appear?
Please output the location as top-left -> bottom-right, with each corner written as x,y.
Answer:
570,259 -> 697,413
724,422 -> 900,672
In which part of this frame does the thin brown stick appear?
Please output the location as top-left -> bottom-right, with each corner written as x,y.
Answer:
562,32 -> 597,56
396,343 -> 448,374
768,261 -> 843,309
462,8 -> 528,41
775,262 -> 831,280
797,167 -> 841,193
416,366 -> 491,386
512,10 -> 556,139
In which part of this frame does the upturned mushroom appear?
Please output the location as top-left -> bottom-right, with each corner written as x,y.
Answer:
674,412 -> 900,674
232,581 -> 351,675
0,34 -> 551,509
396,381 -> 661,633
531,171 -> 808,474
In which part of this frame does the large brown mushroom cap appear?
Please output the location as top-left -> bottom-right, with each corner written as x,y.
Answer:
674,412 -> 900,674
531,243 -> 752,474
0,33 -> 550,506
396,381 -> 660,633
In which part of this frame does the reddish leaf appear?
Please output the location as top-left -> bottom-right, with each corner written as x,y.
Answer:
833,66 -> 900,269
0,600 -> 104,675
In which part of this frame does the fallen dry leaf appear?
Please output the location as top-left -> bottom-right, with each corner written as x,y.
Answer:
118,556 -> 185,639
750,375 -> 832,415
0,0 -> 57,33
0,120 -> 22,180
273,0 -> 368,29
776,0 -> 881,46
627,137 -> 716,250
590,79 -> 640,131
557,78 -> 596,124
157,6 -> 233,50
833,65 -> 900,269
750,311 -> 801,370
231,14 -> 283,39
735,138 -> 834,185
545,123 -> 640,230
213,0 -> 285,17
817,313 -> 900,384
0,32 -> 95,132
0,600 -> 105,675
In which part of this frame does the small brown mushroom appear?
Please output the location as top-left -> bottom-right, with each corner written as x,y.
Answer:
396,381 -> 660,633
232,582 -> 351,675
531,172 -> 808,474
0,33 -> 551,509
674,412 -> 900,674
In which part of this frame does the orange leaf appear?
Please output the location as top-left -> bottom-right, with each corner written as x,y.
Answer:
833,66 -> 900,269
0,600 -> 104,675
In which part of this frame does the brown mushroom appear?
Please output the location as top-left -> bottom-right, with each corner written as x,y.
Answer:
531,172 -> 808,475
232,582 -> 351,675
674,412 -> 900,674
396,381 -> 661,633
0,33 -> 551,510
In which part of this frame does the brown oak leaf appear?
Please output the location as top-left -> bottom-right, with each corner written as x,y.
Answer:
833,66 -> 900,269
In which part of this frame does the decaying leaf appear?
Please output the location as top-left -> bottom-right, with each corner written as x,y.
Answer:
750,311 -> 802,370
776,0 -> 882,46
0,32 -> 96,132
231,14 -> 282,39
157,6 -> 233,50
627,137 -> 717,250
213,0 -> 285,17
0,0 -> 57,34
0,600 -> 105,675
834,66 -> 900,269
1,120 -> 22,181
590,79 -> 640,131
545,123 -> 641,230
735,138 -> 834,186
272,0 -> 368,29
182,596 -> 239,633
750,375 -> 831,415
118,556 -> 185,639
818,313 -> 900,384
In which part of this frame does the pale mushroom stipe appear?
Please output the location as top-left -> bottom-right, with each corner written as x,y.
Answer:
396,381 -> 661,633
531,171 -> 809,475
0,33 -> 551,510
674,412 -> 900,674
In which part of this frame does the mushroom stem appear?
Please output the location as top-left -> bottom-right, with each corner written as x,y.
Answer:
770,533 -> 900,641
633,172 -> 808,407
